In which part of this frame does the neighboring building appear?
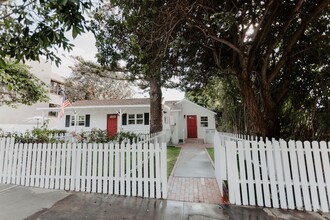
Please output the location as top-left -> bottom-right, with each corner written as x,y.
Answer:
38,98 -> 216,144
0,59 -> 64,132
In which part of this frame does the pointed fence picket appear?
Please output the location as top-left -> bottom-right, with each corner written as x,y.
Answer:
214,132 -> 330,213
0,135 -> 167,199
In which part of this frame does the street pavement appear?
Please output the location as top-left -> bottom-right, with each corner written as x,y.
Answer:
1,184 -> 329,219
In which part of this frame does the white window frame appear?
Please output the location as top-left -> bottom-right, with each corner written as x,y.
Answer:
136,114 -> 143,124
128,114 -> 136,125
200,116 -> 208,127
78,115 -> 85,126
71,115 -> 76,126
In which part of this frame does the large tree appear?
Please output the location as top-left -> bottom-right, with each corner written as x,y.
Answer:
160,0 -> 330,138
64,56 -> 134,101
0,0 -> 92,105
91,1 -> 179,133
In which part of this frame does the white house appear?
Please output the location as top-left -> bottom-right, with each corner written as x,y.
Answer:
0,59 -> 64,132
38,98 -> 216,144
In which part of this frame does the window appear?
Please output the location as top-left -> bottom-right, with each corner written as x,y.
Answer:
78,115 -> 85,126
201,116 -> 208,127
65,115 -> 90,127
136,114 -> 143,124
128,114 -> 135,124
71,115 -> 76,126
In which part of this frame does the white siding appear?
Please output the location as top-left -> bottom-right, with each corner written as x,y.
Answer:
58,107 -> 150,134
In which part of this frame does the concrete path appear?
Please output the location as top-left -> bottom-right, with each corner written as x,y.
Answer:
168,144 -> 224,204
173,147 -> 215,178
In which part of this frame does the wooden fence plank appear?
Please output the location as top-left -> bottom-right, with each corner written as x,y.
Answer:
30,143 -> 38,186
97,143 -> 103,194
103,143 -> 109,194
131,143 -> 137,197
126,142 -> 131,197
25,143 -> 33,187
280,140 -> 294,209
0,139 -> 6,183
11,143 -> 19,184
75,143 -> 82,192
16,143 -> 23,185
273,140 -> 287,209
259,141 -> 271,207
288,141 -> 303,210
160,143 -> 167,199
155,143 -> 161,199
296,141 -> 312,211
114,143 -> 120,195
244,140 -> 255,205
143,142 -> 149,198
70,143 -> 77,191
6,139 -> 15,184
266,140 -> 279,208
320,141 -> 330,211
226,141 -> 238,204
40,143 -> 47,188
92,143 -> 97,193
312,141 -> 328,212
149,143 -> 155,198
304,141 -> 319,211
45,143 -> 52,189
59,143 -> 65,190
252,141 -> 263,206
109,143 -> 114,195
120,142 -> 125,196
235,141 -> 244,205
137,143 -> 143,197
54,143 -> 64,189
81,143 -> 88,192
65,143 -> 72,190
35,143 -> 42,187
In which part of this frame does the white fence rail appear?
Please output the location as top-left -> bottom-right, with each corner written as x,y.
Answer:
0,137 -> 167,199
214,132 -> 330,212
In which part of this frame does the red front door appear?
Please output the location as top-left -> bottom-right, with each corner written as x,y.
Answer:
107,114 -> 118,137
187,115 -> 197,138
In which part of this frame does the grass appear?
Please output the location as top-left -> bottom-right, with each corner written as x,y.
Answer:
206,147 -> 214,162
167,145 -> 181,178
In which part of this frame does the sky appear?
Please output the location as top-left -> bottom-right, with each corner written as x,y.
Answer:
51,31 -> 185,101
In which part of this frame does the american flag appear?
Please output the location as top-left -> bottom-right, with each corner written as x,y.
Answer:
59,96 -> 71,118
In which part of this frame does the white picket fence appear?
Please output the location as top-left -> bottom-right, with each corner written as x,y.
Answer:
214,132 -> 330,212
0,136 -> 167,199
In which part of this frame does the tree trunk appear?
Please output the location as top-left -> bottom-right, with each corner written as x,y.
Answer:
149,77 -> 163,133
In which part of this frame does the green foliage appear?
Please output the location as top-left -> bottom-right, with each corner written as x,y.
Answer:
73,129 -> 139,143
0,60 -> 48,106
0,0 -> 92,66
1,127 -> 67,143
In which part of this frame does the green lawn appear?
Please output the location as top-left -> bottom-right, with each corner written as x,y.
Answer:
206,147 -> 214,162
167,146 -> 181,178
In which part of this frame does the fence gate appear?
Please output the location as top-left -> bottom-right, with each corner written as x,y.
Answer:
214,132 -> 330,213
0,137 -> 167,199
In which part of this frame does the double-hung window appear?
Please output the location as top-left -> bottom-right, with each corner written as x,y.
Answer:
200,116 -> 208,127
128,114 -> 136,124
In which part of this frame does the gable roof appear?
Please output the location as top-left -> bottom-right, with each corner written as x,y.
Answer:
176,99 -> 216,115
164,100 -> 182,111
70,98 -> 150,107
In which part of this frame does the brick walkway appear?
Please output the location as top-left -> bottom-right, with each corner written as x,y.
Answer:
167,143 -> 228,204
167,176 -> 226,204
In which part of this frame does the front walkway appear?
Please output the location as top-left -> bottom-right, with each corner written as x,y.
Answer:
167,143 -> 227,204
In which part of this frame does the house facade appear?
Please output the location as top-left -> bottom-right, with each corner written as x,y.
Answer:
38,98 -> 216,144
